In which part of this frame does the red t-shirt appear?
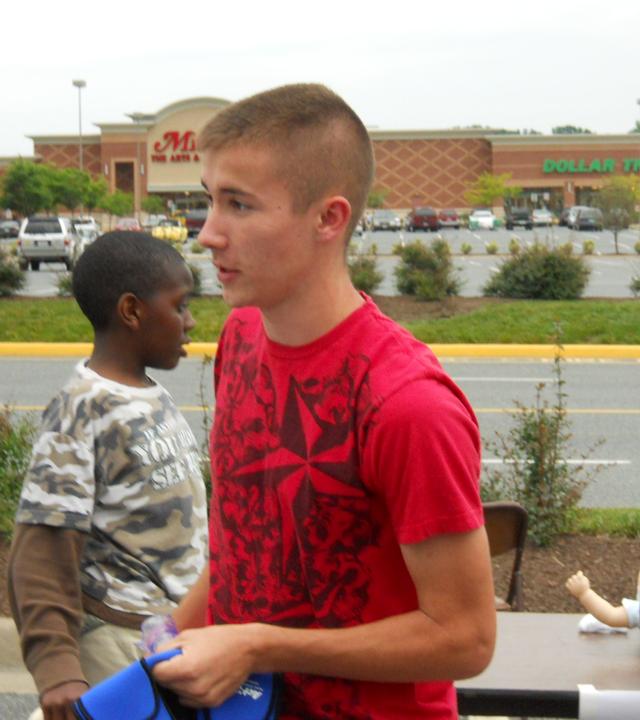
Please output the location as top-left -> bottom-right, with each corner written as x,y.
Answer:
208,295 -> 483,719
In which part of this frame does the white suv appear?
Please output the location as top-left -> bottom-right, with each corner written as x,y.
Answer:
17,216 -> 82,271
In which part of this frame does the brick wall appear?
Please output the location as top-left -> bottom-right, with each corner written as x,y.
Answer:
33,142 -> 102,176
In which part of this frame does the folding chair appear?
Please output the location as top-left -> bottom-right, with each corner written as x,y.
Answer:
483,501 -> 528,611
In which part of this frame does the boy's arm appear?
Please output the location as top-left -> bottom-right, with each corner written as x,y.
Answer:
153,527 -> 496,707
8,524 -> 89,695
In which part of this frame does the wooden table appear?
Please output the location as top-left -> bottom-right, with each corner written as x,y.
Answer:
456,612 -> 640,717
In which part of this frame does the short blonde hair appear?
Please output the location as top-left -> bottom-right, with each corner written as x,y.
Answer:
198,84 -> 374,238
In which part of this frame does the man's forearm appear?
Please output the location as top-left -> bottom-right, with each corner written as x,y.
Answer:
172,564 -> 209,631
247,607 -> 493,683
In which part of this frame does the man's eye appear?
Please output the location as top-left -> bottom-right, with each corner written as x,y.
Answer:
231,199 -> 249,211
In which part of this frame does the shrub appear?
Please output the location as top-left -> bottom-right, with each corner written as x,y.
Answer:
460,242 -> 472,255
582,239 -> 595,255
0,407 -> 37,538
631,275 -> 640,297
189,241 -> 205,255
348,254 -> 383,294
0,248 -> 26,297
482,352 -> 599,546
394,239 -> 461,301
56,271 -> 73,297
635,241 -> 640,255
483,241 -> 590,299
508,238 -> 521,256
485,241 -> 499,255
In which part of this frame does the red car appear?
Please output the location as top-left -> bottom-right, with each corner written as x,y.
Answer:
437,209 -> 460,229
185,209 -> 208,238
115,217 -> 143,232
406,207 -> 439,232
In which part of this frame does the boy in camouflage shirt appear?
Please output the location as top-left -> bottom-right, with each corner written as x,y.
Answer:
8,232 -> 208,720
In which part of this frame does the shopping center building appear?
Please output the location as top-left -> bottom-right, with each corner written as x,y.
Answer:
6,96 -> 640,215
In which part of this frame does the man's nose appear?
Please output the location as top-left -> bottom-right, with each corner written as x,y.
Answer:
198,207 -> 227,250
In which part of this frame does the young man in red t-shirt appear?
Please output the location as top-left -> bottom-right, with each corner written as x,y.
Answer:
153,83 -> 496,719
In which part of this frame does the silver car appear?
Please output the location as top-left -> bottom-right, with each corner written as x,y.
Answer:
17,216 -> 82,271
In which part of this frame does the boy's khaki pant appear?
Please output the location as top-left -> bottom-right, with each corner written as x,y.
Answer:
29,617 -> 141,720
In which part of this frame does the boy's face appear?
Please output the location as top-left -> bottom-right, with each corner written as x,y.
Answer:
198,143 -> 321,312
138,263 -> 195,370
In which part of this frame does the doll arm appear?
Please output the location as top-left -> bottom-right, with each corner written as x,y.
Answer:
566,571 -> 631,628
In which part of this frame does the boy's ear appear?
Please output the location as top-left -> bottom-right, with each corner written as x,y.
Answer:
117,292 -> 144,330
317,195 -> 351,243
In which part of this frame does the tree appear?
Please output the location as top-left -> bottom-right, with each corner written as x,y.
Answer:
100,191 -> 134,227
594,176 -> 640,254
142,195 -> 166,215
83,177 -> 108,213
464,172 -> 522,209
0,159 -> 52,216
47,167 -> 89,214
630,121 -> 640,134
551,125 -> 592,134
367,188 -> 388,209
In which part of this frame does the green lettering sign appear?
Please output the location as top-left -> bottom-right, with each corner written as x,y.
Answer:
542,158 -> 619,174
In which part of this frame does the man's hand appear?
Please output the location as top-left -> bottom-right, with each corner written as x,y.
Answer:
566,570 -> 591,599
40,680 -> 88,720
152,624 -> 258,707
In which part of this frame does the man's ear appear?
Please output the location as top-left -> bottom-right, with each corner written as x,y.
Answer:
317,196 -> 352,243
117,292 -> 144,331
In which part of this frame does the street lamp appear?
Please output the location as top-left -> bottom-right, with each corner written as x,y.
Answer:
72,79 -> 86,172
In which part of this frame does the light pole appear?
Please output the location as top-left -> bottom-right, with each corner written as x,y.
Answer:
72,79 -> 86,172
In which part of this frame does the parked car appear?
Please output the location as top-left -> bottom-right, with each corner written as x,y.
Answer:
437,209 -> 460,229
17,216 -> 82,270
371,209 -> 403,231
505,207 -> 533,230
468,209 -> 498,230
143,214 -> 167,231
406,207 -> 439,232
532,209 -> 554,227
566,206 -> 590,229
0,220 -> 20,239
152,218 -> 188,244
185,208 -> 208,238
72,216 -> 100,234
115,217 -> 143,232
574,207 -> 604,231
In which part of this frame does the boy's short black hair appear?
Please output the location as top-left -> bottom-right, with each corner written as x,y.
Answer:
72,231 -> 188,330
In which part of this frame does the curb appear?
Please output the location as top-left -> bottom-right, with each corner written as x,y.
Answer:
0,342 -> 639,360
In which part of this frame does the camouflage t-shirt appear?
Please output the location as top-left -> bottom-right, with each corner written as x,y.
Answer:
16,361 -> 208,616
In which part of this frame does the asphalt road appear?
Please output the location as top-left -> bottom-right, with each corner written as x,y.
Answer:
1,355 -> 637,508
14,225 -> 640,299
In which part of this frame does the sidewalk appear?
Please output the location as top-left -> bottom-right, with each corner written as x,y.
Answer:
0,617 -> 36,694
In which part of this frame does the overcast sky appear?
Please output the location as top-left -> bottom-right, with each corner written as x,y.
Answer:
2,0 -> 639,157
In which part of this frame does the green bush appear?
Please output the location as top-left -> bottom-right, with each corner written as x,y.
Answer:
56,271 -> 73,297
460,242 -> 472,255
508,238 -> 521,256
631,275 -> 640,298
0,248 -> 26,297
394,239 -> 461,301
482,353 -> 598,546
582,239 -> 595,255
0,407 -> 37,538
189,241 -> 205,255
483,241 -> 590,299
635,241 -> 640,255
348,254 -> 383,293
485,241 -> 499,255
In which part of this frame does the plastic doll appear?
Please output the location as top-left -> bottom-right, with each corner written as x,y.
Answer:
566,570 -> 640,629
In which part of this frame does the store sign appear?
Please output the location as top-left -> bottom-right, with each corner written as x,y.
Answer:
543,158 -> 640,174
151,131 -> 200,163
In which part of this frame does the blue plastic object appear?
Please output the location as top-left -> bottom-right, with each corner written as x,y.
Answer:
73,648 -> 280,719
